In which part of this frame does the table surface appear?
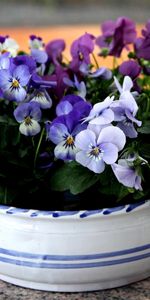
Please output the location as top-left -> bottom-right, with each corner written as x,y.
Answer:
0,277 -> 150,300
0,25 -> 149,299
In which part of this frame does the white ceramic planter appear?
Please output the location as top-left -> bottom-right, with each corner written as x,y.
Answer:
0,200 -> 149,292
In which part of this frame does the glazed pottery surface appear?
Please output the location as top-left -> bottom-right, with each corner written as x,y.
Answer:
0,200 -> 149,292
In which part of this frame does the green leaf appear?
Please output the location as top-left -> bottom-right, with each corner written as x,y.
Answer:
50,162 -> 99,195
138,121 -> 150,134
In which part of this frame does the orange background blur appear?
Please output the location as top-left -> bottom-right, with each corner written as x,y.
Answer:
0,24 -> 143,68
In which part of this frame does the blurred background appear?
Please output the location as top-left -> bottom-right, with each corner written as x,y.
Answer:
0,0 -> 149,27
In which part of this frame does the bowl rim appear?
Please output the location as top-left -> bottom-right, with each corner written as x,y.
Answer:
0,200 -> 149,219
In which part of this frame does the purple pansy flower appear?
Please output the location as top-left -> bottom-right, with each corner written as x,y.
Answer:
119,60 -> 141,80
13,55 -> 36,74
134,20 -> 150,60
119,60 -> 141,92
0,64 -> 30,102
45,39 -> 65,66
47,111 -> 87,161
112,158 -> 142,190
75,125 -> 126,173
44,66 -> 70,99
96,17 -> 137,57
70,33 -> 95,72
56,94 -> 92,119
14,102 -> 42,136
84,96 -> 115,125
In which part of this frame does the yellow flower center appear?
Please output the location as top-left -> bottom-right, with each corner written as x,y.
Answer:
90,147 -> 100,157
24,116 -> 32,126
66,135 -> 74,146
1,49 -> 7,54
12,79 -> 19,88
79,52 -> 84,61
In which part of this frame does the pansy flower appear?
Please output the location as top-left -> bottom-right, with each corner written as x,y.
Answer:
112,158 -> 142,190
70,32 -> 95,73
14,102 -> 41,136
45,39 -> 65,66
29,35 -> 44,50
47,111 -> 87,161
134,20 -> 150,60
0,35 -> 19,56
0,64 -> 30,102
75,125 -> 126,173
96,17 -> 136,57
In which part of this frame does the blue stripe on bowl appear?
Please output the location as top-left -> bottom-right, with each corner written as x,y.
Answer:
0,252 -> 149,269
0,200 -> 147,218
0,244 -> 149,261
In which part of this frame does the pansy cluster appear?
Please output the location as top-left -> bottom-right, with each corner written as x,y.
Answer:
0,17 -> 150,209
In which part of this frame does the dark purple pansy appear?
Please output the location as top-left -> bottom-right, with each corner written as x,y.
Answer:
70,32 -> 95,72
119,60 -> 141,79
96,17 -> 137,57
134,20 -> 150,60
44,66 -> 70,100
45,39 -> 65,66
119,60 -> 141,92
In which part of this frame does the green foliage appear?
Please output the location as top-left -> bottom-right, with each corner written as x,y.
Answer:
50,161 -> 100,195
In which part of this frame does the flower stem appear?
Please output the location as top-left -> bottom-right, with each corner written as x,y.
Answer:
113,57 -> 117,69
34,128 -> 45,168
92,53 -> 99,69
145,98 -> 150,117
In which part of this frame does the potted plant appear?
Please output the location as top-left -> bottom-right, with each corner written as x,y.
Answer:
0,16 -> 149,292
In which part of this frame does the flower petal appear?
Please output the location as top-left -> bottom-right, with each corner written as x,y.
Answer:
101,143 -> 118,164
56,101 -> 73,116
117,121 -> 138,138
89,108 -> 114,125
4,85 -> 26,102
49,123 -> 69,144
31,49 -> 48,64
19,119 -> 41,136
97,126 -> 126,151
119,91 -> 138,115
75,129 -> 96,151
13,65 -> 30,86
122,76 -> 133,91
54,141 -> 76,161
31,91 -> 52,109
0,69 -> 11,89
76,151 -> 105,174
111,163 -> 141,190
